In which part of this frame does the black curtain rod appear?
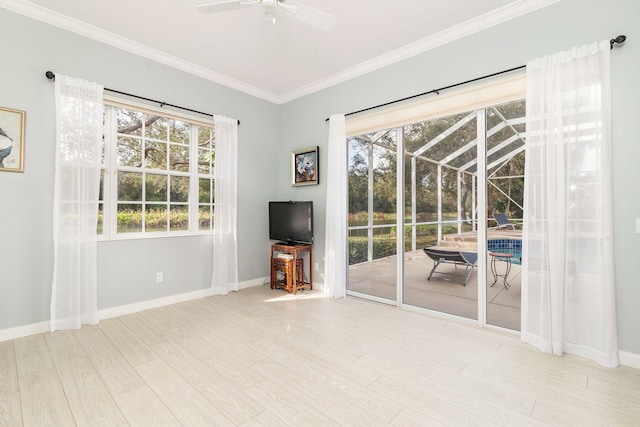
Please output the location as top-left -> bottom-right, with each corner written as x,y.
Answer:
327,65 -> 525,122
45,71 -> 240,126
326,34 -> 627,122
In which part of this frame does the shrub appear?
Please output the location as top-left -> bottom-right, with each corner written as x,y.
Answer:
349,236 -> 397,265
111,208 -> 193,231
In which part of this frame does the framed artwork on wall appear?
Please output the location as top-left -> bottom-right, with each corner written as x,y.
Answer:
0,106 -> 26,172
291,146 -> 319,186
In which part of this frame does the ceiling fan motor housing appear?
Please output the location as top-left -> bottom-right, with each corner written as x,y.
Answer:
262,0 -> 276,10
198,0 -> 335,31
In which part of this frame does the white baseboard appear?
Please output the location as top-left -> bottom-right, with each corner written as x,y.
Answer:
93,276 -> 269,320
239,277 -> 269,289
619,351 -> 640,369
0,277 -> 266,343
98,288 -> 215,320
0,321 -> 50,343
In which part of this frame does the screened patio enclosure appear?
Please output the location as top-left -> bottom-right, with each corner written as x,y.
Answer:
347,98 -> 526,331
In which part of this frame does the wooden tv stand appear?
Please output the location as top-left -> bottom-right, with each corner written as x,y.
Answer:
270,243 -> 312,293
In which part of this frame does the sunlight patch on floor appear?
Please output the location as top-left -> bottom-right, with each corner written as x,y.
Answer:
263,290 -> 328,303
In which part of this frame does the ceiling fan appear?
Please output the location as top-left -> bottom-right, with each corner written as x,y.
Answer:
197,0 -> 336,31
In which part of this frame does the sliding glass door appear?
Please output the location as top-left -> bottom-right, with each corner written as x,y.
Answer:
347,129 -> 398,303
485,99 -> 525,331
402,111 -> 479,320
346,95 -> 525,332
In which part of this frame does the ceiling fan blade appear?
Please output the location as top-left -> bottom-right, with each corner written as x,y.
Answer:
197,0 -> 258,14
282,1 -> 336,31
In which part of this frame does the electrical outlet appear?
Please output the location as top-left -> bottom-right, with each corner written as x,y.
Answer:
156,272 -> 163,283
314,262 -> 319,271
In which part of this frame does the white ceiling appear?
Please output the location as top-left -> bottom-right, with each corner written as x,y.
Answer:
3,0 -> 556,103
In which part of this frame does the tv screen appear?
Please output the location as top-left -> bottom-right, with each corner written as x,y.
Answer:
269,201 -> 313,245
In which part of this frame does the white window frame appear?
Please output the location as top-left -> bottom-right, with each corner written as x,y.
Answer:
99,96 -> 215,240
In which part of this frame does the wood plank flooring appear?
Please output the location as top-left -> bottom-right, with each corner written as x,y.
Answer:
1,285 -> 639,426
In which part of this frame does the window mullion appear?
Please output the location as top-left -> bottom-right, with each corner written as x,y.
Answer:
189,124 -> 199,232
142,171 -> 147,233
106,106 -> 119,238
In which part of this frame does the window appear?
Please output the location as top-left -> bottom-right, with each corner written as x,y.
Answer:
98,101 -> 215,238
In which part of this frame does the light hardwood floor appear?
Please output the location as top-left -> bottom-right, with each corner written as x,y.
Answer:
1,285 -> 640,426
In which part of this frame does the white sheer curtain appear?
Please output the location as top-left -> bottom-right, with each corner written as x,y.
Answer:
51,75 -> 104,331
211,115 -> 239,295
323,114 -> 347,298
522,40 -> 618,367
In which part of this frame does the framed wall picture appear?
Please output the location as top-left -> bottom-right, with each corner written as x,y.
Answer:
291,146 -> 319,186
0,106 -> 26,172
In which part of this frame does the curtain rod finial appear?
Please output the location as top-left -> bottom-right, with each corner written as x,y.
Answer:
610,35 -> 626,49
45,71 -> 55,80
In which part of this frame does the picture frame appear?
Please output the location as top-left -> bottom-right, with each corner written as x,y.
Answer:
291,146 -> 319,186
0,106 -> 26,172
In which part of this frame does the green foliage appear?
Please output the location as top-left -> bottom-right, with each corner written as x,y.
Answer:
348,221 -> 465,265
487,151 -> 525,219
115,107 -> 215,173
101,208 -> 211,233
120,209 -> 144,224
348,216 -> 473,263
346,101 -> 527,266
349,235 -> 397,265
348,100 -> 526,234
348,239 -> 367,264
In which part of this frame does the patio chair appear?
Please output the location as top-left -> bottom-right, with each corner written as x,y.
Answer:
492,213 -> 520,230
423,247 -> 478,286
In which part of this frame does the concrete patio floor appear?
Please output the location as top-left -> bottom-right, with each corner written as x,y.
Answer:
348,250 -> 521,331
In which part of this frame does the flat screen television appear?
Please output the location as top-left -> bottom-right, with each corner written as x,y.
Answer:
269,201 -> 313,245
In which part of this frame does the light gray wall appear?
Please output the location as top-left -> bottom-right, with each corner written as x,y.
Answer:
2,0 -> 639,356
0,7 -> 279,329
279,0 -> 640,354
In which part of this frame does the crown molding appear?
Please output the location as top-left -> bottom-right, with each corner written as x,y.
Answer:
276,0 -> 558,103
0,0 -> 281,103
1,0 -> 557,105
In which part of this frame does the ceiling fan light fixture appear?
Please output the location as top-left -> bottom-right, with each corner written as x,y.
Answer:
262,0 -> 276,11
263,10 -> 276,24
197,0 -> 336,30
